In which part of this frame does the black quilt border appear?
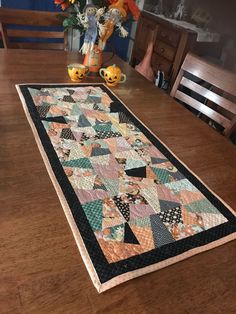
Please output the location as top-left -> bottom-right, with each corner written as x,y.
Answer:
19,83 -> 236,284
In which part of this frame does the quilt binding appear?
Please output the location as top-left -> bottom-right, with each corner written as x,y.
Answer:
16,83 -> 236,293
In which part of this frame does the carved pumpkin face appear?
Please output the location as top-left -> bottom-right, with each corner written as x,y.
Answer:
99,64 -> 126,87
68,64 -> 89,82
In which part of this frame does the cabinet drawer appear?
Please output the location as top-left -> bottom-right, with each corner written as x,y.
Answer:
135,17 -> 157,55
151,53 -> 172,77
158,27 -> 180,47
154,41 -> 176,62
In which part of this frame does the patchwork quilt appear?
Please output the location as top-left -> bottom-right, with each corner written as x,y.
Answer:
17,84 -> 236,292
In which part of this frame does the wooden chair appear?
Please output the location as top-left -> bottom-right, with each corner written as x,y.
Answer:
170,53 -> 236,137
0,8 -> 67,50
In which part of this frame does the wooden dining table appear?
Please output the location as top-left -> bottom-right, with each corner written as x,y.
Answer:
1,49 -> 236,314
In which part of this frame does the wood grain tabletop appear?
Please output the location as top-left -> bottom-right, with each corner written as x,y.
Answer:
0,49 -> 236,314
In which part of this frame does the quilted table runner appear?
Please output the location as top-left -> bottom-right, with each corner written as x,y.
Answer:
16,83 -> 236,293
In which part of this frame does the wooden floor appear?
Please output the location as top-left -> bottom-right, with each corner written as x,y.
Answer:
1,49 -> 236,314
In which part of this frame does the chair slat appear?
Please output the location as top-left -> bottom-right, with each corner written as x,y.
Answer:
0,8 -> 66,26
180,77 -> 236,115
9,42 -> 65,50
181,53 -> 236,97
175,90 -> 231,129
7,29 -> 64,39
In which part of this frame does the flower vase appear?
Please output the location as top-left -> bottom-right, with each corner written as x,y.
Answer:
83,45 -> 103,76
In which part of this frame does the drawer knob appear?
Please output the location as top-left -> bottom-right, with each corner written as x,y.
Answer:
160,48 -> 165,53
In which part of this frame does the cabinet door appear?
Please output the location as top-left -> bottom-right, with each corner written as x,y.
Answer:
134,16 -> 158,56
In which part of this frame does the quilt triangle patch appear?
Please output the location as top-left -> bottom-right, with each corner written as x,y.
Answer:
150,214 -> 175,248
78,114 -> 91,127
66,89 -> 75,95
118,111 -> 131,124
124,223 -> 140,244
62,95 -> 75,103
82,199 -> 103,231
125,166 -> 147,178
70,105 -> 81,116
125,159 -> 146,170
62,157 -> 93,169
110,101 -> 121,113
91,147 -> 111,157
152,167 -> 170,184
37,105 -> 50,118
60,128 -> 76,141
102,178 -> 119,196
113,196 -> 130,221
93,176 -> 107,191
94,123 -> 112,133
151,157 -> 168,164
42,116 -> 67,124
159,200 -> 181,211
159,206 -> 183,225
88,95 -> 101,103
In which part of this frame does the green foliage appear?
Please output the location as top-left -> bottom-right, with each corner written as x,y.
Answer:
57,0 -> 109,32
63,15 -> 78,28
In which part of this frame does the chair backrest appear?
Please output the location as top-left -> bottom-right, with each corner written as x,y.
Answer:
0,8 -> 68,50
170,53 -> 236,137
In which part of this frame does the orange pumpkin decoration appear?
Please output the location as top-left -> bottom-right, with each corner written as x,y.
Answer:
99,64 -> 126,87
67,63 -> 89,82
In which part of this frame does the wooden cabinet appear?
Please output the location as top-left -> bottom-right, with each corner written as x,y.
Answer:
133,15 -> 158,59
130,11 -> 197,89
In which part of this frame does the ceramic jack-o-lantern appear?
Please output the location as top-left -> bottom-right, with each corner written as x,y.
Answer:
67,63 -> 89,82
99,64 -> 126,87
